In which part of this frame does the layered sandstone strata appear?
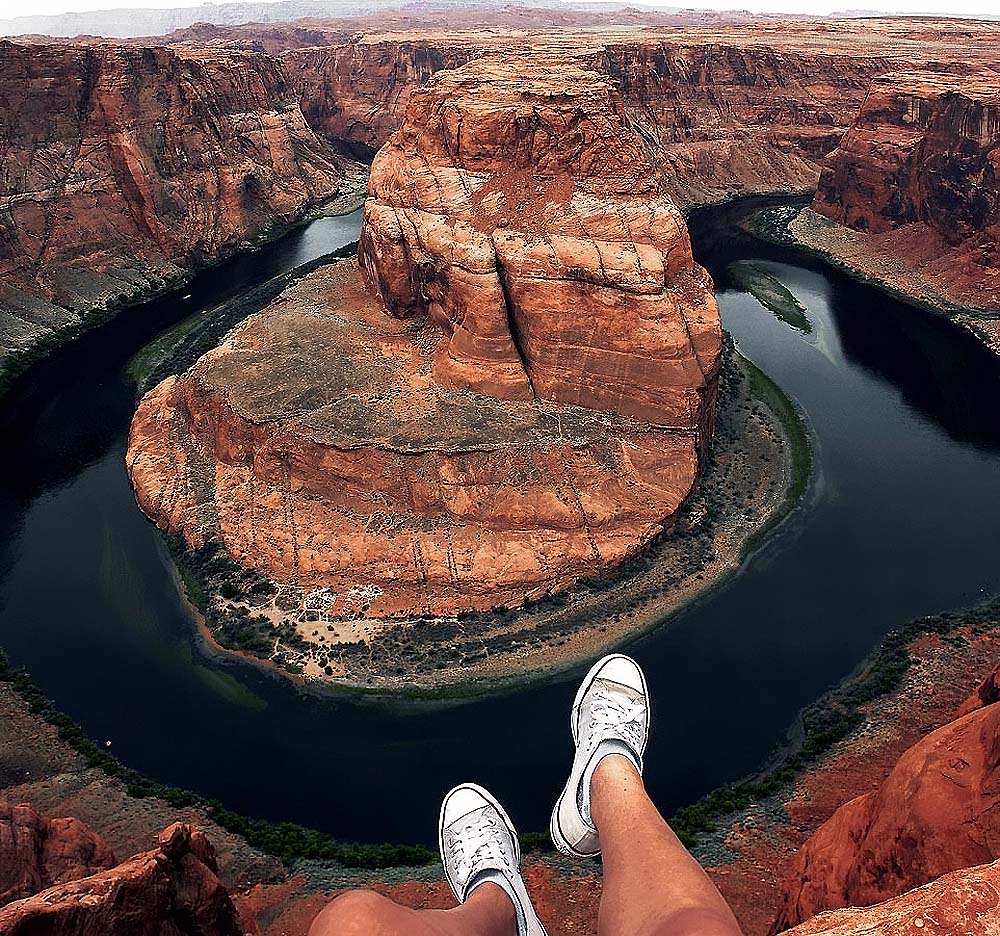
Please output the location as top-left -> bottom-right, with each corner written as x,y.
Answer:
359,55 -> 720,433
128,54 -> 720,623
0,40 -> 358,384
801,71 -> 1000,313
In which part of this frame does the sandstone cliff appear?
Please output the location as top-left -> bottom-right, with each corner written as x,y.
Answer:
284,39 -> 478,150
0,40 -> 359,386
773,678 -> 1000,930
0,820 -> 254,936
127,53 -> 720,633
802,71 -> 1000,315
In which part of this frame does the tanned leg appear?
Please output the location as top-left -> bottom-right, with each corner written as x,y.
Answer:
308,881 -> 517,936
591,755 -> 744,936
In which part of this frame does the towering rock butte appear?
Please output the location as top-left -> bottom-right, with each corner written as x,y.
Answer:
359,54 -> 721,430
803,71 -> 1000,313
0,40 -> 359,383
127,54 -> 721,622
773,663 -> 1000,932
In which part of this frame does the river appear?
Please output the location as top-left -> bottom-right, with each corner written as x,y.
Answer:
1,199 -> 998,846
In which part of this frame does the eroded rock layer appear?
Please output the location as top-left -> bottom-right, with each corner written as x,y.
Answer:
0,821 -> 252,936
0,40 -> 358,382
807,71 -> 1000,312
128,54 -> 721,621
0,803 -> 116,908
359,55 -> 721,434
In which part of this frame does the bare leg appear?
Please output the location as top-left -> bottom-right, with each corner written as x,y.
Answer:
591,755 -> 744,936
308,882 -> 517,936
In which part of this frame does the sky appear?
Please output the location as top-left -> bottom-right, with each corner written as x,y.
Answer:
1,0 -> 997,20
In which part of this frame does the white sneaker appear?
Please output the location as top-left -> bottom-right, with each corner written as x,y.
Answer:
439,783 -> 548,936
550,654 -> 649,859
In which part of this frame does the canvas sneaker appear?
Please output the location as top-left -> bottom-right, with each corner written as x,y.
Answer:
439,783 -> 547,936
550,653 -> 649,859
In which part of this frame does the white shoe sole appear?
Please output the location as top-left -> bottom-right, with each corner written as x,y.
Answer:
550,654 -> 650,859
439,782 -> 521,904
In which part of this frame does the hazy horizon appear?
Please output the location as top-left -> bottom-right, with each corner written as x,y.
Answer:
2,0 -> 999,22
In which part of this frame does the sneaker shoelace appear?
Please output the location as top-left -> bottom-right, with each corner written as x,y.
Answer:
587,688 -> 644,751
449,815 -> 510,882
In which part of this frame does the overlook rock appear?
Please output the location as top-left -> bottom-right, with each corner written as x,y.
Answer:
0,821 -> 252,936
0,802 -> 116,907
127,55 -> 720,626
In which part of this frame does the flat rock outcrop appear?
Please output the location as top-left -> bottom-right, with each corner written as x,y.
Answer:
782,860 -> 1000,936
127,53 -> 720,627
805,71 -> 1000,312
773,699 -> 1000,931
0,802 -> 116,907
0,820 -> 253,936
0,40 -> 359,384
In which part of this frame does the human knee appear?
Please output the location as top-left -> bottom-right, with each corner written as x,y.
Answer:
309,888 -> 397,936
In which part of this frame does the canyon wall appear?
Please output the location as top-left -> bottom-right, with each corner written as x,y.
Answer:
802,71 -> 1000,315
284,39 -> 479,149
127,53 -> 721,629
0,40 -> 359,386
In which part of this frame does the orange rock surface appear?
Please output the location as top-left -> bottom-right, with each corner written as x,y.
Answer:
0,821 -> 253,936
358,54 -> 721,431
782,860 -> 1000,936
773,701 -> 1000,931
0,802 -> 116,907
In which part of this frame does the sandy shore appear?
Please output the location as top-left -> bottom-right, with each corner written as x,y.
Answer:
781,207 -> 1000,358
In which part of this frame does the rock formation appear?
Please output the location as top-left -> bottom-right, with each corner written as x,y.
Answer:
0,40 -> 359,384
782,860 -> 1000,936
285,39 -> 478,150
0,803 -> 116,907
772,699 -> 1000,931
803,71 -> 1000,313
0,820 -> 254,935
127,54 -> 720,626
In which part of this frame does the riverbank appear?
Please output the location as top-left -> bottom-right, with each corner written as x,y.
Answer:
747,203 -> 1000,358
162,334 -> 811,698
0,180 -> 368,401
696,596 -> 1000,935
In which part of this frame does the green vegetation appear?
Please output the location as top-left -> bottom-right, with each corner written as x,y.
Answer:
669,596 -> 1000,848
729,261 -> 812,333
168,537 -> 311,666
128,242 -> 358,394
738,354 -> 812,561
0,646 -> 435,868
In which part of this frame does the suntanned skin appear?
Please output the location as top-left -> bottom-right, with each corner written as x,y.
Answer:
308,755 -> 744,936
